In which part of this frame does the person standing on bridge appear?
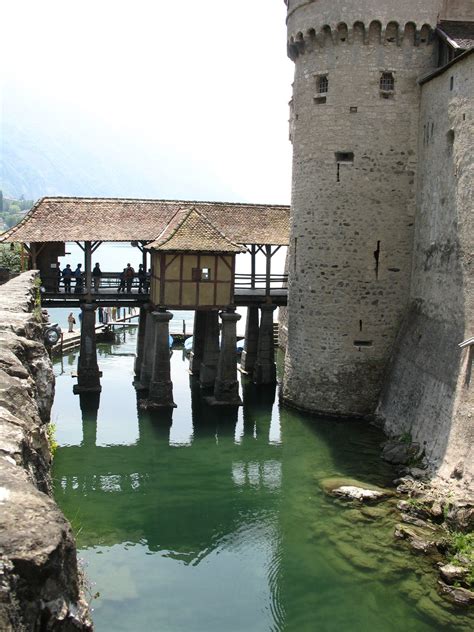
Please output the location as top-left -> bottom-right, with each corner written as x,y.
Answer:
92,262 -> 102,291
124,263 -> 135,292
137,264 -> 146,293
74,264 -> 83,294
62,264 -> 73,293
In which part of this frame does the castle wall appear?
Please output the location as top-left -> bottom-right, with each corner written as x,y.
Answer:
377,52 -> 473,489
282,7 -> 439,416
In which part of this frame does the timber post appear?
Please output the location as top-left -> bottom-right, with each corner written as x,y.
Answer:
73,303 -> 102,394
253,304 -> 277,385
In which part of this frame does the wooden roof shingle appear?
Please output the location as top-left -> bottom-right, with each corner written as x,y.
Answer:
147,207 -> 245,253
0,197 -> 290,246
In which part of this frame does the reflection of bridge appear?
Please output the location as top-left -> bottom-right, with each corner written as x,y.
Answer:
1,197 -> 289,405
54,383 -> 281,560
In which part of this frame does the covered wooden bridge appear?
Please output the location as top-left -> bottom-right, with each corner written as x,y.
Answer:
1,197 -> 290,407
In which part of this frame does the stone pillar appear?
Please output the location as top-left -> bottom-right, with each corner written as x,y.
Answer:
73,304 -> 102,394
137,305 -> 155,389
240,306 -> 259,375
253,304 -> 277,385
211,309 -> 242,405
146,310 -> 176,408
199,310 -> 220,389
189,310 -> 206,376
134,304 -> 149,378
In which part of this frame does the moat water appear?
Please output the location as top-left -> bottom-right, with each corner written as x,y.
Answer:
51,328 -> 473,631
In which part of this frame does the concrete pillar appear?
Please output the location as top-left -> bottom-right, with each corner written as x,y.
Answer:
73,304 -> 102,394
189,310 -> 206,376
146,310 -> 176,408
134,304 -> 149,378
137,305 -> 155,389
240,305 -> 259,375
253,304 -> 277,385
211,309 -> 242,405
199,310 -> 220,389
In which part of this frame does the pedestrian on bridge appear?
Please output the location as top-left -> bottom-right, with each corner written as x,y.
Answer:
62,264 -> 73,293
74,264 -> 83,294
92,263 -> 102,291
125,263 -> 135,292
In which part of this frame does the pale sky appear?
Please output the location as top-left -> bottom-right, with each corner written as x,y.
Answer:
2,0 -> 294,204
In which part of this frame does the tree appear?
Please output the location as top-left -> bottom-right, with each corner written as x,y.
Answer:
0,244 -> 21,272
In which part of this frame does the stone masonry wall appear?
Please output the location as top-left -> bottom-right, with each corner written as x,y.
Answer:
377,52 -> 473,491
282,1 -> 441,416
0,272 -> 92,631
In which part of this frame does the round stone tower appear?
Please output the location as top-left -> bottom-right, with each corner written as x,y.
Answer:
282,0 -> 443,416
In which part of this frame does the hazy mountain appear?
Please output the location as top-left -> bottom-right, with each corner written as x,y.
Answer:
0,105 -> 239,203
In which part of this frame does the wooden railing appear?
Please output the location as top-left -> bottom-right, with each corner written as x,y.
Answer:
234,273 -> 288,290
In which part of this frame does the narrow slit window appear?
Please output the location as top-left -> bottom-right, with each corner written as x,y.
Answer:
380,72 -> 395,96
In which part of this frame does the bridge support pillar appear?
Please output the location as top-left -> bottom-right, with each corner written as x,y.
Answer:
209,309 -> 242,406
134,304 -> 149,379
189,310 -> 206,376
199,310 -> 220,389
136,304 -> 155,389
254,304 -> 277,385
73,303 -> 102,394
240,305 -> 259,375
146,310 -> 176,409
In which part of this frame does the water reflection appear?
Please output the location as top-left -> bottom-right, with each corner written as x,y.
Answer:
52,336 -> 473,632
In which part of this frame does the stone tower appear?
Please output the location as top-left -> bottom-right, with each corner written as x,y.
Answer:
282,0 -> 444,416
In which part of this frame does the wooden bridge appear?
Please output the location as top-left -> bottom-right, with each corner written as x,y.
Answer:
0,197 -> 290,407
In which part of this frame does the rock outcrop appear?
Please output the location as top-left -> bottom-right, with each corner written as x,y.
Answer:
0,272 -> 92,631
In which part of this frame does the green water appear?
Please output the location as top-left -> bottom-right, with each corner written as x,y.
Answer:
52,330 -> 473,631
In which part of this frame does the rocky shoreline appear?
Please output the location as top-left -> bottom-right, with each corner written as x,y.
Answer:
0,272 -> 92,631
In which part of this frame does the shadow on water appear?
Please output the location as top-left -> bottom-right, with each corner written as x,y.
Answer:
51,337 -> 474,632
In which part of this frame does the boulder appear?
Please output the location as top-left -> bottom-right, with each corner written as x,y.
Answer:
439,563 -> 469,585
437,581 -> 474,607
330,485 -> 389,503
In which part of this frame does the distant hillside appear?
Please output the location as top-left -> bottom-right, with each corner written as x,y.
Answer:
0,112 -> 239,203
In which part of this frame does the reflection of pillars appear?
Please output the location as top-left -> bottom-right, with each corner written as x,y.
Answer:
240,306 -> 259,375
199,310 -> 220,389
254,304 -> 277,385
79,392 -> 100,447
137,403 -> 173,444
211,309 -> 242,405
146,310 -> 176,408
137,305 -> 155,389
134,304 -> 149,378
73,304 -> 102,394
189,310 -> 206,376
242,381 -> 275,442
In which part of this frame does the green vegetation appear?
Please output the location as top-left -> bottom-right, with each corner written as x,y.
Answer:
0,243 -> 21,272
0,191 -> 34,230
47,423 -> 59,458
447,531 -> 474,587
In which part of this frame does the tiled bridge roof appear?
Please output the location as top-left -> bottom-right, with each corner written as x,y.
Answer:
1,197 -> 290,246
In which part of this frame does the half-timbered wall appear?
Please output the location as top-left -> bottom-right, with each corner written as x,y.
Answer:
150,252 -> 235,309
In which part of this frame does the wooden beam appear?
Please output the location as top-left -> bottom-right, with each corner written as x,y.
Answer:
265,245 -> 271,296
